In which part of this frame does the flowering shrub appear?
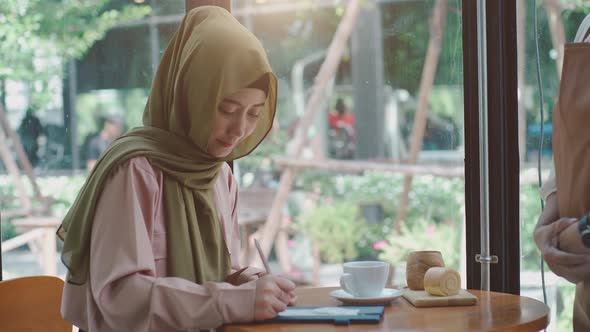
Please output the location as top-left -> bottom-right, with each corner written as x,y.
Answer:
377,217 -> 462,269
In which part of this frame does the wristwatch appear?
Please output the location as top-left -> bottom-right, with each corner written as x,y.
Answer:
577,213 -> 590,248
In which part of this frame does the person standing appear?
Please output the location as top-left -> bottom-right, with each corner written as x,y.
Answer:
534,19 -> 590,331
17,108 -> 45,167
85,115 -> 124,171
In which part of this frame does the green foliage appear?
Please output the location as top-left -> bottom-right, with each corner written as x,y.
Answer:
520,182 -> 544,271
0,0 -> 151,109
382,1 -> 464,92
315,171 -> 465,225
37,175 -> 86,217
292,171 -> 465,265
428,86 -> 464,135
292,168 -> 551,274
1,221 -> 17,242
296,201 -> 363,264
292,168 -> 556,276
0,175 -> 86,239
378,218 -> 461,269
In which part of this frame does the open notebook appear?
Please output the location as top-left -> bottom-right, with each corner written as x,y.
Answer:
266,306 -> 385,325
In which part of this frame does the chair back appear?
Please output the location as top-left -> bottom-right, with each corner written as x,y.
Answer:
0,276 -> 71,332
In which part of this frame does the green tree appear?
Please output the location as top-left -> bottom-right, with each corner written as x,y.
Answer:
0,0 -> 151,107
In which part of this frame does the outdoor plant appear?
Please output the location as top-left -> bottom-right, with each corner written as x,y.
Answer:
377,217 -> 462,270
296,200 -> 364,264
0,175 -> 85,240
294,170 -> 465,262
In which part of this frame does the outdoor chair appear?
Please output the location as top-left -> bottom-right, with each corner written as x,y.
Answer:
0,276 -> 71,332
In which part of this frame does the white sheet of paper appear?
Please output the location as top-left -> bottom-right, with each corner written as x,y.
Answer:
278,307 -> 360,317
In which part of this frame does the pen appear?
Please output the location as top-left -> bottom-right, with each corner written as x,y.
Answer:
254,239 -> 272,274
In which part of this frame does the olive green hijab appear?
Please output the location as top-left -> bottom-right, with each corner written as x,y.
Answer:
58,6 -> 277,285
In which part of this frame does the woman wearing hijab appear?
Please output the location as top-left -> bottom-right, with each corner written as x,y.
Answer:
58,7 -> 296,331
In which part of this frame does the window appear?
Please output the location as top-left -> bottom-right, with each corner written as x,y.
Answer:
1,0 -> 467,295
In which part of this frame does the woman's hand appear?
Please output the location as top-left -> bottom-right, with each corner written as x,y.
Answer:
253,275 -> 297,321
535,217 -> 590,283
559,221 -> 590,255
533,193 -> 590,283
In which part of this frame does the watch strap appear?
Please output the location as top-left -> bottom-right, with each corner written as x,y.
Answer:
578,214 -> 590,248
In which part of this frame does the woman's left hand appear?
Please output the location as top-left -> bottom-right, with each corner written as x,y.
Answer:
535,217 -> 590,283
226,266 -> 267,285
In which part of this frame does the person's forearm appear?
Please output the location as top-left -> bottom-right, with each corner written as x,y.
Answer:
559,221 -> 590,254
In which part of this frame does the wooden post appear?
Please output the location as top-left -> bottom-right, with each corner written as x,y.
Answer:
274,213 -> 292,273
185,0 -> 231,12
395,0 -> 448,229
311,241 -> 321,286
41,229 -> 57,275
252,0 -> 362,262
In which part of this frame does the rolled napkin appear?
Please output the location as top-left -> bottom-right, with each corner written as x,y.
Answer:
424,267 -> 461,296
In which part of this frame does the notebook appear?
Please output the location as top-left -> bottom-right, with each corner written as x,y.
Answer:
266,306 -> 385,325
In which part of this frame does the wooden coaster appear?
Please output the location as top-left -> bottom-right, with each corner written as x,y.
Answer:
402,289 -> 478,308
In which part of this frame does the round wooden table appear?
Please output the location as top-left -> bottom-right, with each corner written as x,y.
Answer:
221,287 -> 549,332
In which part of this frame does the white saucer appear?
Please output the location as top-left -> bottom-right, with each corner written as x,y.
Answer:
330,288 -> 404,305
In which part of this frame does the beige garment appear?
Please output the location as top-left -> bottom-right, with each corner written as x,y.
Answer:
539,165 -> 557,203
62,157 -> 256,331
552,43 -> 590,331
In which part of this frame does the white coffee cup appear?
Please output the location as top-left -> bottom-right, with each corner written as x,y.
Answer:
339,261 -> 390,298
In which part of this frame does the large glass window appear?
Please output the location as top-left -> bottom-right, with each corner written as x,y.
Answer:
1,0 -> 465,297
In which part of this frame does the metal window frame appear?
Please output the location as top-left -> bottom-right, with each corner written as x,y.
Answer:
463,0 -> 520,294
0,0 -> 521,288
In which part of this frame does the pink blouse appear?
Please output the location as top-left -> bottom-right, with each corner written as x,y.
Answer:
61,157 -> 257,331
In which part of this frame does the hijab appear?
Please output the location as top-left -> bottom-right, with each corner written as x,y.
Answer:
58,6 -> 277,285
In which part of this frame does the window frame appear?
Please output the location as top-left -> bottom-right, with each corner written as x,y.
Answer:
463,0 -> 520,294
